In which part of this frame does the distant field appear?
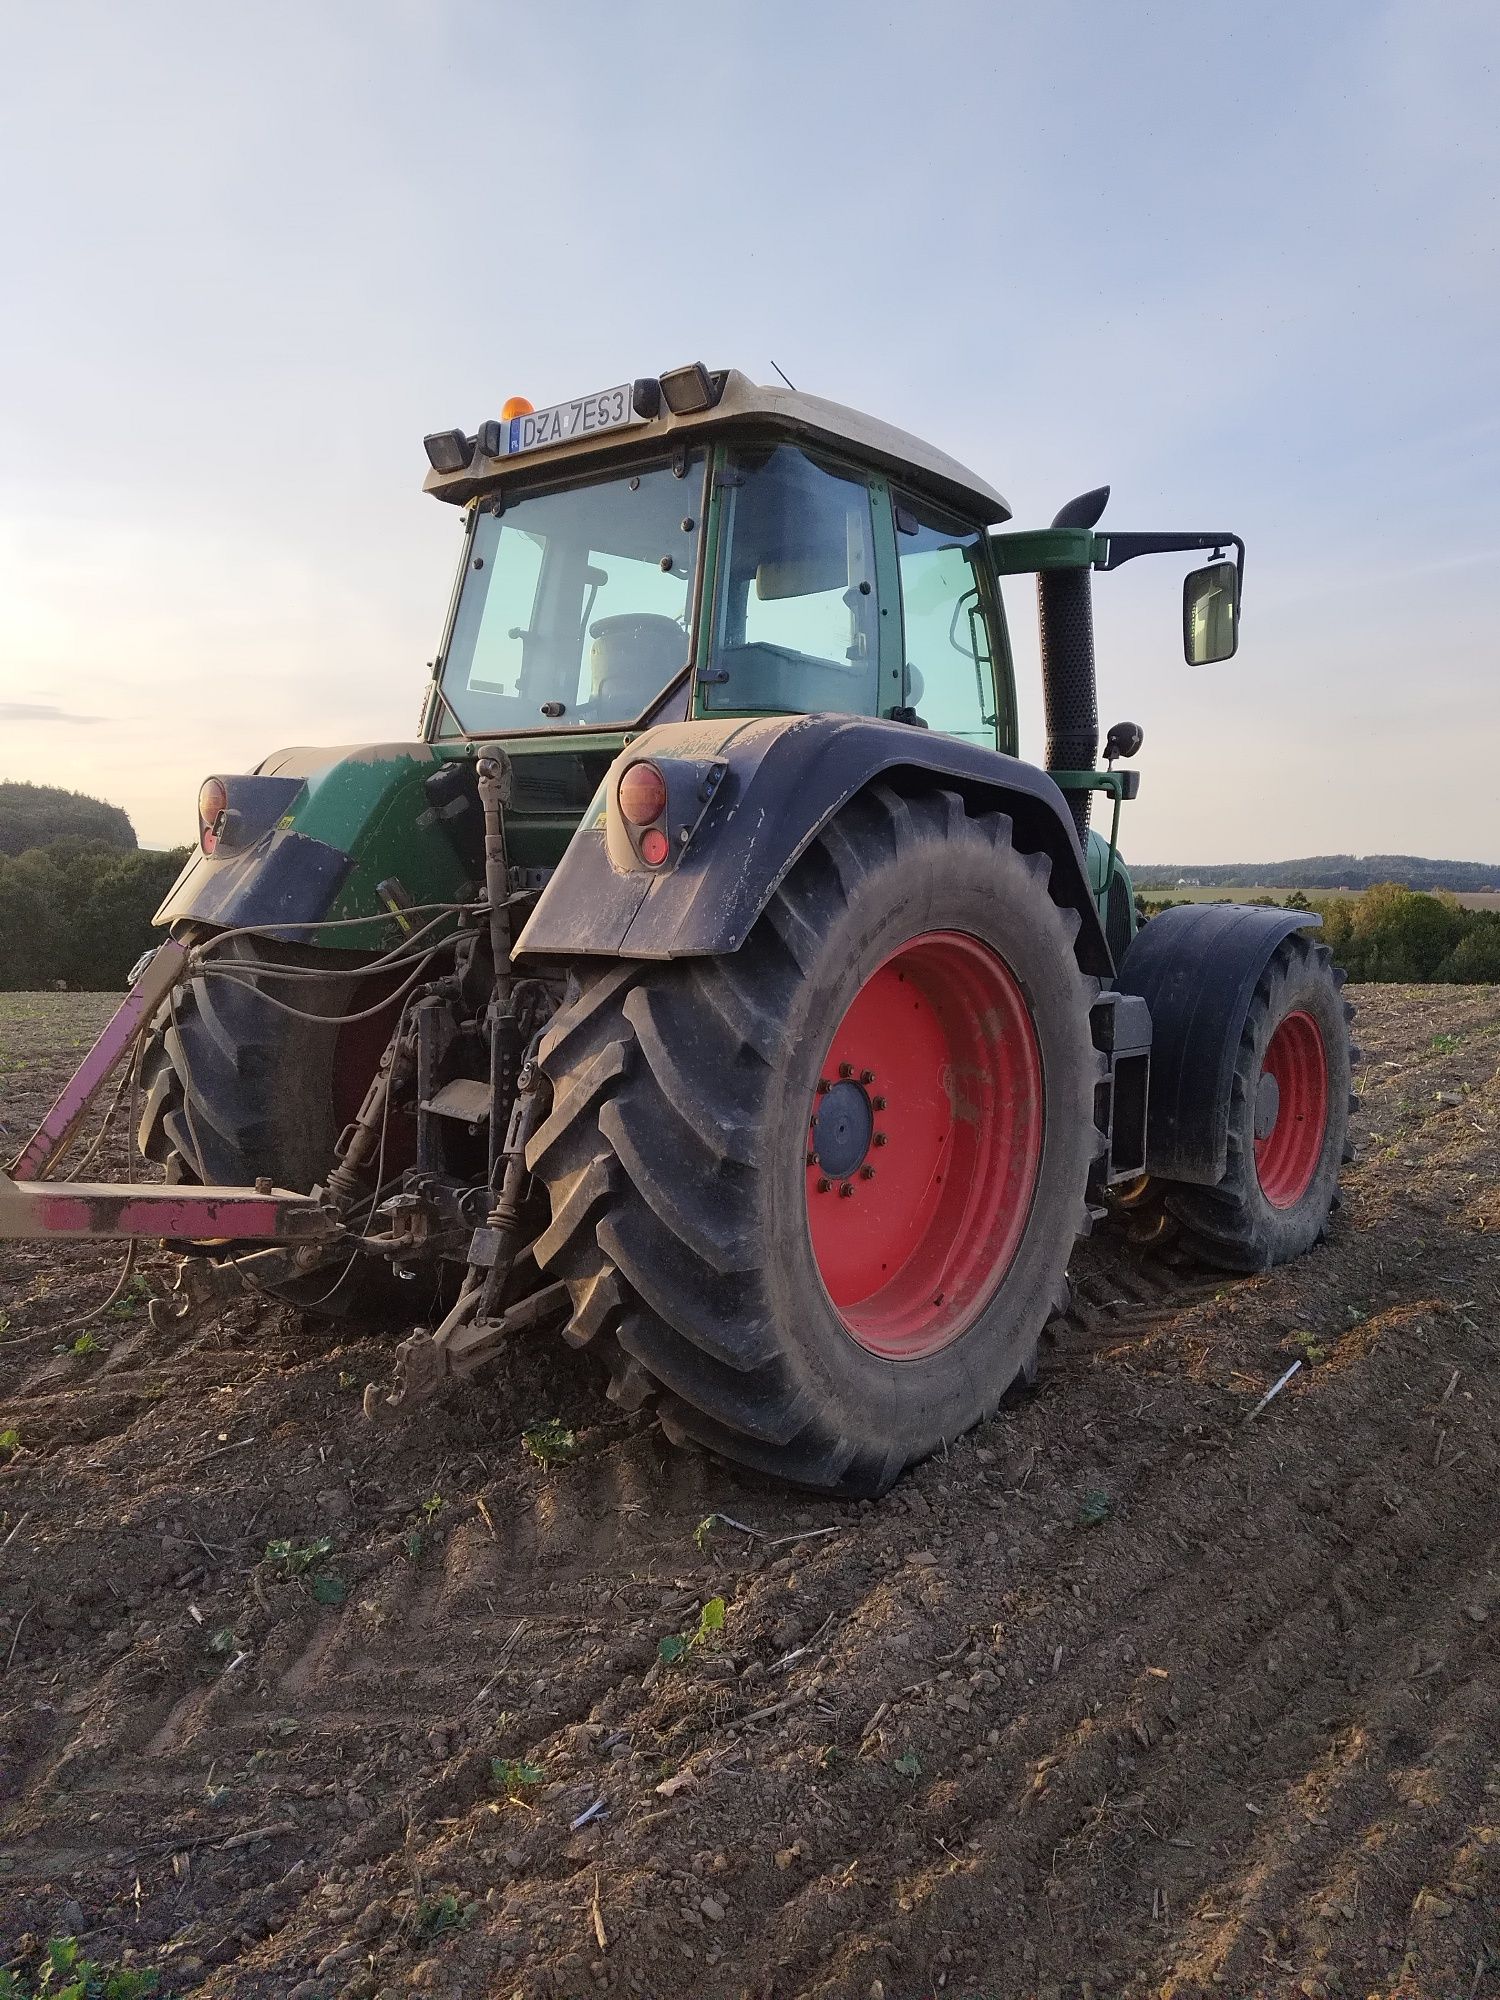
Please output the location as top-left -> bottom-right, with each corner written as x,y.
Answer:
1137,882 -> 1500,910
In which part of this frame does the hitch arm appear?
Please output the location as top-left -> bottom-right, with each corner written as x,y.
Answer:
0,935 -> 341,1247
0,1174 -> 339,1243
8,939 -> 190,1181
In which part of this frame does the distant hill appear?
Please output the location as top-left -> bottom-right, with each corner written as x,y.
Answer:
0,780 -> 137,857
1131,855 -> 1500,894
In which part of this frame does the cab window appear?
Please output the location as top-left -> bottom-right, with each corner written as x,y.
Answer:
893,496 -> 1000,747
704,445 -> 880,714
436,456 -> 701,734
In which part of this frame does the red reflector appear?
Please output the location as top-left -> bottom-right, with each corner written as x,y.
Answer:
198,777 -> 228,854
640,826 -> 670,867
618,761 -> 668,826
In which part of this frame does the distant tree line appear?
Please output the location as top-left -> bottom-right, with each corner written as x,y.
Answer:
0,842 -> 190,990
1133,853 -> 1500,894
0,780 -> 137,858
1141,883 -> 1500,983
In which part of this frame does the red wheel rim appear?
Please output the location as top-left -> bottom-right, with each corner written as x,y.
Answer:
804,930 -> 1043,1360
1254,1009 -> 1328,1208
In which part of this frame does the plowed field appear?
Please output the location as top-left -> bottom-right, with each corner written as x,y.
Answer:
2,984 -> 1499,2000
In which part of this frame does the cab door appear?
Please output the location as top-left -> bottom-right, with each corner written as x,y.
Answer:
890,492 -> 1016,755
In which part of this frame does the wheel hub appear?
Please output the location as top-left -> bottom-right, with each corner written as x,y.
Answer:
1253,1070 -> 1280,1141
804,930 -> 1043,1361
810,1080 -> 874,1179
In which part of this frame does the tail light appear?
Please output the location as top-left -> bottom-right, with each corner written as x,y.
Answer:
616,761 -> 671,869
606,752 -> 727,874
198,777 -> 228,855
618,761 -> 669,827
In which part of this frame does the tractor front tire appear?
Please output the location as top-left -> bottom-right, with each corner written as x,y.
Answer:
527,784 -> 1104,1496
1158,931 -> 1354,1271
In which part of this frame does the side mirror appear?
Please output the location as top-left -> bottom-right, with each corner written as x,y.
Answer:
1183,558 -> 1239,665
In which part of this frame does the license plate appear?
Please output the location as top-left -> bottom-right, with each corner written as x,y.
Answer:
502,384 -> 639,456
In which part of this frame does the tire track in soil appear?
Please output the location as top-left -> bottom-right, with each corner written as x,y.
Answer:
2,983 -> 1499,2000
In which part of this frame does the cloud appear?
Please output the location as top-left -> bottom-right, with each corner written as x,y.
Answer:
0,701 -> 101,724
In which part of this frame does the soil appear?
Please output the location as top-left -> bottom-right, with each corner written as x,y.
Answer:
2,983 -> 1499,2000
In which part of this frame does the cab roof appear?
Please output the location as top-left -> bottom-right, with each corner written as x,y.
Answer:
422,368 -> 1012,525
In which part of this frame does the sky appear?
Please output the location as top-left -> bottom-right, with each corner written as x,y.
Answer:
1,0 -> 1496,862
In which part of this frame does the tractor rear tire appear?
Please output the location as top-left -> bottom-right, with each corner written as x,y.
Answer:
527,784 -> 1104,1496
1158,931 -> 1354,1272
136,931 -> 404,1307
137,933 -> 365,1188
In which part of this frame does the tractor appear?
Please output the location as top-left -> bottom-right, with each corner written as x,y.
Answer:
0,365 -> 1354,1494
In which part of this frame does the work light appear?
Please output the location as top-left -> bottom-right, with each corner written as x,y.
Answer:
423,430 -> 475,474
658,363 -> 719,416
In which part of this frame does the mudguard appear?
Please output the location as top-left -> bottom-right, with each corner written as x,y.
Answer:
1114,902 -> 1321,1186
154,742 -> 475,948
514,713 -> 1113,974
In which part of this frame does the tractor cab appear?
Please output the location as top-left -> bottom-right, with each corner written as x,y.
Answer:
422,368 -> 1017,761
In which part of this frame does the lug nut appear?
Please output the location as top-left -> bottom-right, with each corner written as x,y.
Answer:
806,1151 -> 817,1166
874,1133 -> 888,1147
839,1181 -> 854,1198
860,1069 -> 875,1084
873,1096 -> 887,1110
860,1165 -> 876,1180
816,1177 -> 831,1194
838,1062 -> 854,1079
817,1078 -> 832,1094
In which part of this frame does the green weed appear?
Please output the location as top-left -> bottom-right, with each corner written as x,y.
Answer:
104,1275 -> 153,1321
1285,1329 -> 1329,1365
0,1428 -> 19,1457
263,1535 -> 333,1576
490,1757 -> 545,1797
0,1933 -> 162,1997
410,1894 -> 472,1944
1429,1032 -> 1463,1055
658,1595 -> 728,1665
521,1418 -> 578,1466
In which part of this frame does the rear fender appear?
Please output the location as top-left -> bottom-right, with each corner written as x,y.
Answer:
514,714 -> 1113,974
1114,902 -> 1322,1185
155,743 -> 478,947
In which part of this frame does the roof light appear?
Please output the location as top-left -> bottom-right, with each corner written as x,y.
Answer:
658,362 -> 719,416
631,377 -> 662,419
500,396 -> 534,421
618,760 -> 669,826
424,429 -> 475,474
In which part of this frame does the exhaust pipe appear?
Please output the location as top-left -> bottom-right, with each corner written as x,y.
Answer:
1038,485 -> 1109,842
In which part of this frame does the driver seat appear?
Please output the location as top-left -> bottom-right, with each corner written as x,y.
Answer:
587,614 -> 685,718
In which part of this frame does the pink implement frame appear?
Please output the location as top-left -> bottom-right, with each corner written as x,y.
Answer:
0,938 -> 336,1246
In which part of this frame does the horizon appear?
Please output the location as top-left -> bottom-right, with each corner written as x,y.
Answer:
2,2 -> 1497,860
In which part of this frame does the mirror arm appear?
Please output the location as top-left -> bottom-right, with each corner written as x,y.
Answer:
1099,532 -> 1245,609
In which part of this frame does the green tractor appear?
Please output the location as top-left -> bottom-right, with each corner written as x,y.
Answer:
5,365 -> 1353,1494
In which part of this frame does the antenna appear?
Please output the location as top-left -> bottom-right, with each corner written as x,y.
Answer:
769,358 -> 797,392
